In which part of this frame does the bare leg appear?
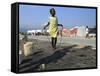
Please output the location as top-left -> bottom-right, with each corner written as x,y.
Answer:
54,37 -> 57,49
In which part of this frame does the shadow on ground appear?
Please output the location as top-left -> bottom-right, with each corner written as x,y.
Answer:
19,45 -> 96,72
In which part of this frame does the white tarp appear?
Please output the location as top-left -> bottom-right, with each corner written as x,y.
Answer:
77,26 -> 86,37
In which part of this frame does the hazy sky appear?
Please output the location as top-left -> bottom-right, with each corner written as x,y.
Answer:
19,4 -> 96,31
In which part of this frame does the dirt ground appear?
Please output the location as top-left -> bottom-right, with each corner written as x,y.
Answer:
19,38 -> 96,73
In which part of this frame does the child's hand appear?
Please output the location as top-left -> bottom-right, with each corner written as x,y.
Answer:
43,22 -> 49,30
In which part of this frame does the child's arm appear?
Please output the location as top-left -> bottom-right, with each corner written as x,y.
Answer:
58,24 -> 63,27
44,22 -> 50,29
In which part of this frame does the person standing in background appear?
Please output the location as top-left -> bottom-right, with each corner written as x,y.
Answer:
85,26 -> 89,38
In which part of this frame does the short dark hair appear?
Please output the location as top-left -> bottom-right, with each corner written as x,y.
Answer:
86,26 -> 88,28
50,8 -> 55,14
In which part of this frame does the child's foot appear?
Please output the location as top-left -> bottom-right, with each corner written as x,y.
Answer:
54,47 -> 56,49
52,47 -> 56,51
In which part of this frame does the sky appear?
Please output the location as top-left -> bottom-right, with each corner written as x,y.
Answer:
19,4 -> 96,32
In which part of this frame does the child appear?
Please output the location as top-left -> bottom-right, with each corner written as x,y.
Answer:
44,8 -> 62,50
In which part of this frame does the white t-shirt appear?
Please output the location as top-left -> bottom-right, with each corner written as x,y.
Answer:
86,28 -> 89,34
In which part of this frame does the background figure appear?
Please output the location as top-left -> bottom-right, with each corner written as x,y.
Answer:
85,26 -> 89,38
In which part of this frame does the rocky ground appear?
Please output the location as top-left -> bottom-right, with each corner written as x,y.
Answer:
19,36 -> 96,73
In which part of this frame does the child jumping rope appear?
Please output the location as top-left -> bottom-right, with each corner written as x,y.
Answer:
44,8 -> 63,50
